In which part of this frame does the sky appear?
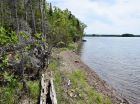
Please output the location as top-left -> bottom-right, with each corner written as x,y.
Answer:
47,0 -> 140,35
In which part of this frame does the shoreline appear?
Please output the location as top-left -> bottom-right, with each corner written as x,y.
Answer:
58,50 -> 129,104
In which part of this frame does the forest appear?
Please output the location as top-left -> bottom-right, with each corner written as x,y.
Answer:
0,0 -> 86,103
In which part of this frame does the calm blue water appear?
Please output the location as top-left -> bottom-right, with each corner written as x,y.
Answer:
81,37 -> 140,104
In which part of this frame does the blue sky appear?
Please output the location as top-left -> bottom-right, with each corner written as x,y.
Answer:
48,0 -> 140,35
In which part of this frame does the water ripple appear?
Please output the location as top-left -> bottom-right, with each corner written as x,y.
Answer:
81,37 -> 140,104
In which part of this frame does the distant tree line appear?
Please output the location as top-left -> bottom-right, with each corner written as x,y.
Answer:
121,33 -> 134,37
84,34 -> 136,37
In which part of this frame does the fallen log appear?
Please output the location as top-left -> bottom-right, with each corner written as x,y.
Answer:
50,78 -> 57,104
40,73 -> 57,104
40,74 -> 47,104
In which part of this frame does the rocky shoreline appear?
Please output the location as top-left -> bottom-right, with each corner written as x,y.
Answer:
58,50 -> 129,104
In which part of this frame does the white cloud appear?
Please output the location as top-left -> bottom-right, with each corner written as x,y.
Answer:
48,0 -> 140,34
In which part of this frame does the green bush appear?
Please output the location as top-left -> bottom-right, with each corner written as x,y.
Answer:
0,27 -> 18,46
3,72 -> 18,87
68,43 -> 76,50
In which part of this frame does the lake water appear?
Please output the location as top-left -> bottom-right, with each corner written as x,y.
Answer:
80,37 -> 140,104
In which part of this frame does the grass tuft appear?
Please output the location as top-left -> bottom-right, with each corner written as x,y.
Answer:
27,81 -> 40,99
0,87 -> 17,104
69,70 -> 112,104
68,43 -> 76,50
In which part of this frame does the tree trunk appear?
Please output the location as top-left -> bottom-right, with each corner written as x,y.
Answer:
14,0 -> 19,35
0,0 -> 3,26
29,0 -> 36,35
41,0 -> 47,42
24,0 -> 28,22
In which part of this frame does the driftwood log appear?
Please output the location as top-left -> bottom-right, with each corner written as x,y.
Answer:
40,73 -> 57,104
40,74 -> 47,104
50,78 -> 57,104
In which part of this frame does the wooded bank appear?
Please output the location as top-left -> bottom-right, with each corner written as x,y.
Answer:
0,0 -> 86,103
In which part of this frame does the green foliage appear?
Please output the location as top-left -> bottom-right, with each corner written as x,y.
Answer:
56,41 -> 66,48
0,0 -> 87,103
68,43 -> 76,50
34,33 -> 42,40
0,27 -> 18,46
3,72 -> 18,88
27,81 -> 40,99
0,87 -> 17,104
47,6 -> 87,46
0,55 -> 8,69
19,32 -> 30,40
0,72 -> 18,104
0,75 -> 40,104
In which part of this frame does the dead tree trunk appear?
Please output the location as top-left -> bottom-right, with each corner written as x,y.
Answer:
29,0 -> 36,34
40,73 -> 57,104
40,74 -> 47,104
13,0 -> 19,35
0,0 -> 4,26
50,78 -> 57,104
24,0 -> 28,22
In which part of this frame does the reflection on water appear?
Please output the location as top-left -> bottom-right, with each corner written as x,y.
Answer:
80,37 -> 140,104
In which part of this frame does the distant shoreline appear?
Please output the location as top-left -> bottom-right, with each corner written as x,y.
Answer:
84,34 -> 140,37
